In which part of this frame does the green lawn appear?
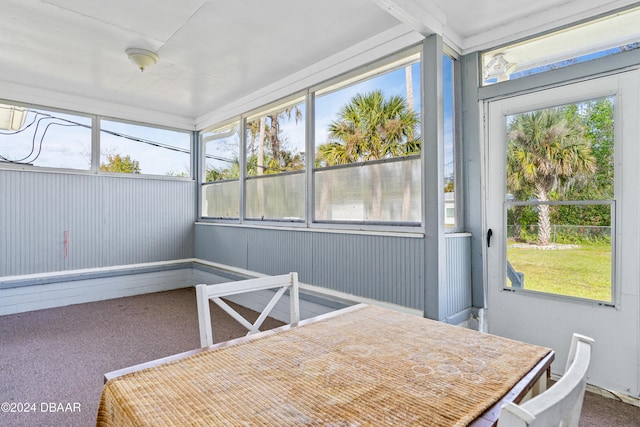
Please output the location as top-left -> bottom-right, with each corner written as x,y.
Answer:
507,241 -> 612,302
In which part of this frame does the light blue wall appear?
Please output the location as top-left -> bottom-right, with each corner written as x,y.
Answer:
194,223 -> 472,320
0,169 -> 196,276
194,224 -> 425,310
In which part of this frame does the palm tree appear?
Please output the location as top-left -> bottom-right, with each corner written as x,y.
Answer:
247,106 -> 304,176
205,157 -> 240,182
317,90 -> 419,165
316,90 -> 419,220
245,105 -> 304,218
507,108 -> 595,246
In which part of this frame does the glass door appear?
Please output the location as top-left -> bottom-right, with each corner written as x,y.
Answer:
484,71 -> 640,395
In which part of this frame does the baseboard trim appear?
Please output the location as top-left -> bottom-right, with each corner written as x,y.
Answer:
0,259 -> 359,317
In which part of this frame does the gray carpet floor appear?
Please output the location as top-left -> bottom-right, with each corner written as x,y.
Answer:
1,288 -> 638,426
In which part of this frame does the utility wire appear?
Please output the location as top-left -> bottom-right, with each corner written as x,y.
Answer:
0,108 -> 190,165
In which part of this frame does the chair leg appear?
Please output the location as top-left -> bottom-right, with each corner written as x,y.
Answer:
196,284 -> 214,347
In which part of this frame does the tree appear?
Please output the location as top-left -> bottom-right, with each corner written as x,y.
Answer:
100,153 -> 140,174
244,106 -> 304,218
507,108 -> 595,246
205,157 -> 240,182
246,106 -> 304,176
316,90 -> 420,220
166,170 -> 188,177
555,98 -> 614,229
317,90 -> 419,165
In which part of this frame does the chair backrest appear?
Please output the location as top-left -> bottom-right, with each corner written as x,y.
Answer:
195,272 -> 300,347
498,333 -> 595,427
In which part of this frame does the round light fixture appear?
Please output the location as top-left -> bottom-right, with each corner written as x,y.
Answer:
125,48 -> 159,72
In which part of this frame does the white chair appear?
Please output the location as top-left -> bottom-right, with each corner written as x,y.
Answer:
498,333 -> 595,427
195,272 -> 300,347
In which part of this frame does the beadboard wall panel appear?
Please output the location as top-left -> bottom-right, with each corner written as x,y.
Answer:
195,224 -> 472,316
0,169 -> 195,276
195,224 -> 428,311
309,232 -> 425,310
444,233 -> 473,321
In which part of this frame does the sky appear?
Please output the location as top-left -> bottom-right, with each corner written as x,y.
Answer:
0,108 -> 92,170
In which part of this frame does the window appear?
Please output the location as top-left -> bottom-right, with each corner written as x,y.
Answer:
201,122 -> 241,218
0,101 -> 193,178
482,6 -> 640,85
0,103 -> 91,170
313,54 -> 421,223
443,54 -> 457,229
244,98 -> 306,221
100,120 -> 191,176
504,97 -> 614,302
199,46 -> 461,231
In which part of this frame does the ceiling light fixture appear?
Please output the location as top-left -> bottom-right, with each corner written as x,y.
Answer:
125,48 -> 159,72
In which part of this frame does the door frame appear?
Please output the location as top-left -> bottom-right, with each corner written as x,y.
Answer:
482,71 -> 640,397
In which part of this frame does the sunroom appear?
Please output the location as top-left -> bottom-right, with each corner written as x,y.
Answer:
1,0 -> 639,425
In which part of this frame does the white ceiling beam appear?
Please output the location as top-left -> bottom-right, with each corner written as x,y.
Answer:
372,0 -> 446,36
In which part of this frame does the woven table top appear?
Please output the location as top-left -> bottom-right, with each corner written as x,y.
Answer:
97,304 -> 551,426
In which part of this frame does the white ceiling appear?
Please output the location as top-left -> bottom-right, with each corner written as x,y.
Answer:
0,0 -> 637,130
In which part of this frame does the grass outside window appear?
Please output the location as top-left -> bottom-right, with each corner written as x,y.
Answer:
507,241 -> 612,302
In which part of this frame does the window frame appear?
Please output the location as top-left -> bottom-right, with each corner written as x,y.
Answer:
442,48 -> 464,233
98,116 -> 194,178
0,99 -> 194,179
198,43 -> 461,234
0,100 -> 95,173
310,47 -> 423,227
480,5 -> 640,86
200,118 -> 242,219
242,95 -> 307,222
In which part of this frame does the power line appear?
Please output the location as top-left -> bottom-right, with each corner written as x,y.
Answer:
0,108 -> 190,165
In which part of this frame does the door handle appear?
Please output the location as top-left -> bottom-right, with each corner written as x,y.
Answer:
487,229 -> 493,247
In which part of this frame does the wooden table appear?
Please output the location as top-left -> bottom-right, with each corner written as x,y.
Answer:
97,304 -> 553,426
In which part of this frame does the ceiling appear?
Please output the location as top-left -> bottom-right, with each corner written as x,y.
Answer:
0,0 -> 637,130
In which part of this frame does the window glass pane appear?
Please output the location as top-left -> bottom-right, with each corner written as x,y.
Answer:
313,56 -> 421,225
100,120 -> 191,176
0,103 -> 91,170
245,172 -> 305,220
507,203 -> 612,302
245,101 -> 305,176
315,158 -> 421,223
315,61 -> 421,167
504,97 -> 614,302
245,100 -> 305,220
203,123 -> 241,182
507,98 -> 614,204
482,6 -> 640,85
443,54 -> 456,229
202,181 -> 240,218
201,123 -> 241,219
